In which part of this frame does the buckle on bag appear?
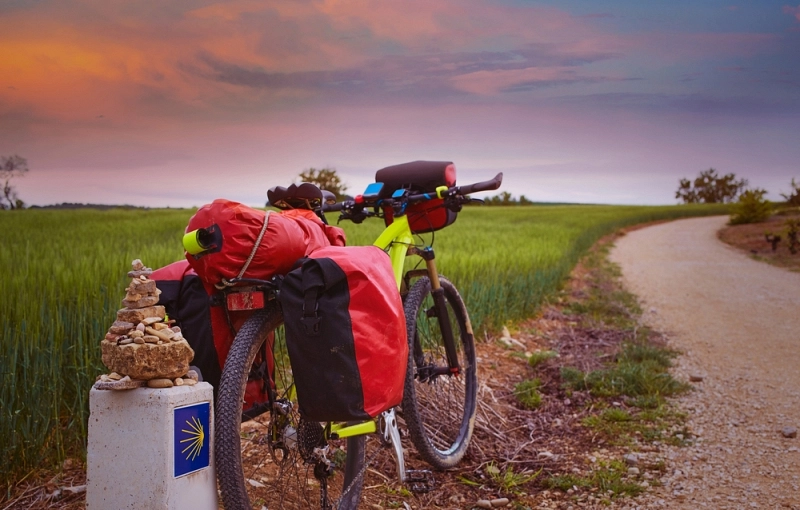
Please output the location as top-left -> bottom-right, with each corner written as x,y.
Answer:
301,314 -> 321,335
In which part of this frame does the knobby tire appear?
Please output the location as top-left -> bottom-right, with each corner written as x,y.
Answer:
215,305 -> 366,509
402,276 -> 478,470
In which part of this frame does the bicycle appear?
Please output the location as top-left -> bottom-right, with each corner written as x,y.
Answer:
190,161 -> 502,509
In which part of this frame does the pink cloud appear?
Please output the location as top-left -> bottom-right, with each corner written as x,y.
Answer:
448,67 -> 621,95
783,4 -> 800,22
625,32 -> 779,62
0,0 -> 630,126
451,68 -> 574,95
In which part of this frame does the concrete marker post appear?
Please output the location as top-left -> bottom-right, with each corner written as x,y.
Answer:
86,382 -> 218,509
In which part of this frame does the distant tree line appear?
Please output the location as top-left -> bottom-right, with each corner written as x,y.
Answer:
482,191 -> 533,206
28,203 -> 150,210
676,168 -> 800,225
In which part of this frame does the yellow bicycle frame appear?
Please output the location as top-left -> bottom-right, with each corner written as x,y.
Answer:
374,183 -> 450,291
373,215 -> 414,290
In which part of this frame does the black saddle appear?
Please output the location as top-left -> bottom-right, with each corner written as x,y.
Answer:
268,183 -> 336,211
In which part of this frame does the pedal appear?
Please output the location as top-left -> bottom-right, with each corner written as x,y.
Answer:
404,470 -> 434,493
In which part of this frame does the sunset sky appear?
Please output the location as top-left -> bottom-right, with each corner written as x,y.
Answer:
2,0 -> 799,207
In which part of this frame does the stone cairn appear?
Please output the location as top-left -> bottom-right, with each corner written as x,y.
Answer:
95,259 -> 197,390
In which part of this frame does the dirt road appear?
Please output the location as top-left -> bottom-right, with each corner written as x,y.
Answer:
610,215 -> 800,509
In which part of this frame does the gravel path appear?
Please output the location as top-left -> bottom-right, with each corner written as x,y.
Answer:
609,215 -> 800,509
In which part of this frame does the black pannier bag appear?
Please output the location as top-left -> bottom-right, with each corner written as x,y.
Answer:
152,261 -> 221,389
375,160 -> 458,233
278,246 -> 408,422
152,260 -> 273,419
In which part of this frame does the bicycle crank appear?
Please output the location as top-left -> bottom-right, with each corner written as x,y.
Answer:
379,408 -> 406,482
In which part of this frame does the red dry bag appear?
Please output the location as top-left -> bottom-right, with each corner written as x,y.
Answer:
185,199 -> 345,288
278,246 -> 408,422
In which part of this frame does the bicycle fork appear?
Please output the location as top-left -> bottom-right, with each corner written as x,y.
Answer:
422,252 -> 461,375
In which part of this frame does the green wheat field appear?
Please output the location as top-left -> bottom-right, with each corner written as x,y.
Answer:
0,203 -> 727,488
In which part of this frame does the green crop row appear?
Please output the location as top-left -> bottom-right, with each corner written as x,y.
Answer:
0,203 -> 727,488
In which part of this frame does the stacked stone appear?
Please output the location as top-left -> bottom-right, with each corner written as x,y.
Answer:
97,260 -> 196,390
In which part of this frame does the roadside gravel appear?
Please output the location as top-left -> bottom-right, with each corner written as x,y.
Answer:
610,215 -> 800,509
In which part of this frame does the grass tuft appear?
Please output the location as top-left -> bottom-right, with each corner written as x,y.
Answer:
561,342 -> 689,400
513,379 -> 543,410
485,462 -> 541,494
527,350 -> 558,368
545,461 -> 643,499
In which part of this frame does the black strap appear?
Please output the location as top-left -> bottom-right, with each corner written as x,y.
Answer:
300,260 -> 325,336
301,286 -> 321,335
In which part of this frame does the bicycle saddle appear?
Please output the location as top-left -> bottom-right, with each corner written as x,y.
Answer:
268,182 -> 329,210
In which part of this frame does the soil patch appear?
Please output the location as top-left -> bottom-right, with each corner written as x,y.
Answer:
717,210 -> 800,271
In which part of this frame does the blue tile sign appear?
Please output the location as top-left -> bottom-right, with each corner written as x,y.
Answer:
174,402 -> 210,477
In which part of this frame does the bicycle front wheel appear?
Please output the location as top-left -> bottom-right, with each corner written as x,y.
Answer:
402,276 -> 478,470
215,304 -> 366,509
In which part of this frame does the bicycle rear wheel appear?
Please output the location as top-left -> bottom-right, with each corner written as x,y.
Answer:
215,304 -> 366,509
402,276 -> 478,469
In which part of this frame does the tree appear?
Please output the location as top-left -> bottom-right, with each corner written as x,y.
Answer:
676,168 -> 747,204
780,178 -> 800,207
1,155 -> 28,210
729,188 -> 772,225
298,167 -> 348,199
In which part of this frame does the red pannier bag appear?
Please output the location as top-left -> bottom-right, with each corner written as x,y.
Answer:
376,160 -> 458,234
277,246 -> 408,422
185,199 -> 345,287
151,260 -> 274,419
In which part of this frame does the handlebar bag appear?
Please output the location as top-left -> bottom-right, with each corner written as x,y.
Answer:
376,161 -> 458,233
405,199 -> 458,234
375,160 -> 456,197
152,260 -> 273,420
278,246 -> 408,422
185,199 -> 345,288
382,198 -> 458,234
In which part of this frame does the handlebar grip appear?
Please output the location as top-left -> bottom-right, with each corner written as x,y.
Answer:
457,172 -> 503,195
322,202 -> 345,212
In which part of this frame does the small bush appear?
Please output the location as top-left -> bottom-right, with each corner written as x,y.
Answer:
729,188 -> 772,225
514,379 -> 543,409
781,178 -> 800,207
786,219 -> 800,254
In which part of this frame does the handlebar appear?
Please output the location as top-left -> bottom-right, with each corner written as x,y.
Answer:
454,172 -> 503,196
321,172 -> 504,214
